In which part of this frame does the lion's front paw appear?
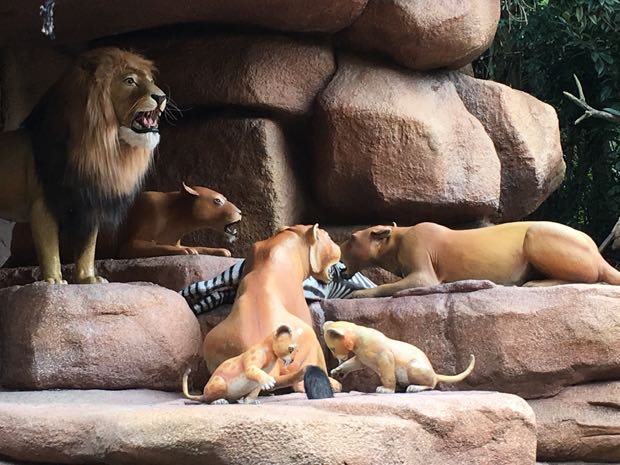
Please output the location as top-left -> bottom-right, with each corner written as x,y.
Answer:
260,376 -> 276,391
238,397 -> 260,405
75,275 -> 108,284
43,276 -> 68,285
375,386 -> 395,394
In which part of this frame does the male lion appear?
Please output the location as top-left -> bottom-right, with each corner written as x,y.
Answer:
0,48 -> 166,283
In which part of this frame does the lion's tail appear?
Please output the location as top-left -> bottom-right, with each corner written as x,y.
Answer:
435,354 -> 475,384
182,367 -> 207,402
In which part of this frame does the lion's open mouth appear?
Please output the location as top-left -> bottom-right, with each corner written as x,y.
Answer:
224,220 -> 241,242
131,109 -> 161,133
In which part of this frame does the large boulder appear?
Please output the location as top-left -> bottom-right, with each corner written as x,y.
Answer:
0,283 -> 201,390
314,56 -> 501,224
0,390 -> 536,465
138,34 -> 335,117
530,382 -> 620,462
318,283 -> 620,399
0,255 -> 239,291
340,0 -> 501,71
0,1 -> 369,46
450,72 -> 566,220
149,118 -> 305,257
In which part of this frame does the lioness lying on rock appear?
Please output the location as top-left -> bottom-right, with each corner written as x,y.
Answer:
340,221 -> 620,298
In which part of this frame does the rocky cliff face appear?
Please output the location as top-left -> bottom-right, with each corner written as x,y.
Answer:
0,0 -> 564,260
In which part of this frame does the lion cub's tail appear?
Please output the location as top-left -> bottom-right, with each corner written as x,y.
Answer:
435,354 -> 475,384
182,367 -> 206,402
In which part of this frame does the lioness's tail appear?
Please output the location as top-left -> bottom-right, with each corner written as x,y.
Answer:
182,367 -> 206,402
435,354 -> 475,384
599,260 -> 620,285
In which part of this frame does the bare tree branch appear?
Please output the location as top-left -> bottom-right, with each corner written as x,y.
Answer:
599,216 -> 620,253
563,75 -> 620,126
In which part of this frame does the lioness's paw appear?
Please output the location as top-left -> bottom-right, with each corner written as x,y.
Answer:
376,386 -> 395,394
43,277 -> 67,285
349,289 -> 373,299
329,377 -> 342,393
260,376 -> 276,390
183,247 -> 199,255
239,397 -> 260,405
213,248 -> 232,257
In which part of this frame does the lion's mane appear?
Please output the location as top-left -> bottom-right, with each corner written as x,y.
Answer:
23,48 -> 156,248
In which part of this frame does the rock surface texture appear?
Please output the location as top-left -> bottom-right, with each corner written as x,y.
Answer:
530,382 -> 620,463
0,283 -> 201,390
0,390 -> 536,465
450,72 -> 566,221
314,57 -> 501,224
341,0 -> 501,70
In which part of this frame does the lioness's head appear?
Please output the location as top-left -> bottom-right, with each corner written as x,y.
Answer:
340,224 -> 395,277
271,325 -> 299,368
282,224 -> 341,283
181,183 -> 242,242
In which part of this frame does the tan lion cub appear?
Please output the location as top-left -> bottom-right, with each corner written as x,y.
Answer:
183,325 -> 303,404
324,321 -> 475,394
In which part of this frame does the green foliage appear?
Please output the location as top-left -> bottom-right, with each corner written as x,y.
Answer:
475,0 -> 620,241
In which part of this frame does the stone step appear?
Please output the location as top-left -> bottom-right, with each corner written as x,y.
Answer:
0,255 -> 239,291
0,282 -> 201,390
0,389 -> 536,465
315,283 -> 620,399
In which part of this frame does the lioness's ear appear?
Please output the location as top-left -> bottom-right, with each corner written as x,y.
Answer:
325,328 -> 345,339
309,224 -> 322,273
371,226 -> 392,240
392,221 -> 398,227
182,182 -> 199,197
306,223 -> 319,245
275,325 -> 293,338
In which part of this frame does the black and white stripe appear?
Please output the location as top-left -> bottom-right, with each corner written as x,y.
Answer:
179,260 -> 376,315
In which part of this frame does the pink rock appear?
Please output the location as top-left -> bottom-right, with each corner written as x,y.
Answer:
0,282 -> 201,390
341,0 -> 501,71
530,382 -> 620,462
0,255 -> 239,291
319,284 -> 620,399
142,34 -> 335,116
0,0 -> 369,46
450,73 -> 565,220
0,389 -> 536,465
314,56 -> 500,224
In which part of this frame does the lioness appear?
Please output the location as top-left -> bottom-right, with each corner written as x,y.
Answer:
341,221 -> 620,298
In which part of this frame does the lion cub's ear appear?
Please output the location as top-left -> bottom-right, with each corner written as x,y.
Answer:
275,324 -> 293,338
370,226 -> 392,240
325,328 -> 345,339
182,182 -> 199,196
